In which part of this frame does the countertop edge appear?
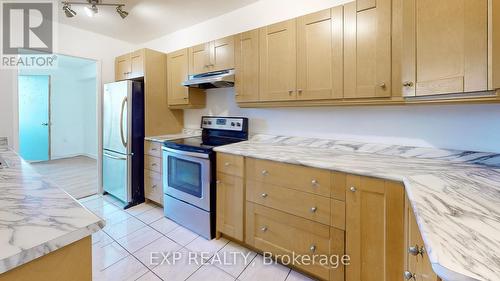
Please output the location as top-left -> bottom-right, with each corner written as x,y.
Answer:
213,147 -> 484,281
0,220 -> 104,274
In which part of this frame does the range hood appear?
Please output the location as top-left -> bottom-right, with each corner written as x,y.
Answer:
182,69 -> 235,89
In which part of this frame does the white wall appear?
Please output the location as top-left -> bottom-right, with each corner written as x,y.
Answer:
19,56 -> 98,159
141,0 -> 500,153
0,21 -> 135,150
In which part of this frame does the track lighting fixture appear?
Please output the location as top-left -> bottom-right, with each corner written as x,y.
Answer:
116,6 -> 128,19
62,3 -> 76,18
61,0 -> 128,19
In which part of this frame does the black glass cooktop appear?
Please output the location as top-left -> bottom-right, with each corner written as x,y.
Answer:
163,136 -> 244,154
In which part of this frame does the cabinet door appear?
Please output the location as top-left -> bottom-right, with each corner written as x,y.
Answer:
344,0 -> 391,99
216,172 -> 244,241
402,0 -> 488,97
259,19 -> 297,101
167,49 -> 189,105
189,43 -> 211,75
115,54 -> 130,81
235,29 -> 260,102
211,36 -> 235,72
129,50 -> 145,78
406,199 -> 440,281
345,175 -> 404,281
297,7 -> 343,100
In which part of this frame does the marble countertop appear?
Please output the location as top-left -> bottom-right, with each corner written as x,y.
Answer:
144,128 -> 202,143
0,148 -> 104,274
214,134 -> 500,281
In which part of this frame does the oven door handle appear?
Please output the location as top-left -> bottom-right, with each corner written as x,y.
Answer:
162,147 -> 210,159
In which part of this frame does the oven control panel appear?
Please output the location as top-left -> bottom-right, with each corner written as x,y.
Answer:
201,117 -> 247,131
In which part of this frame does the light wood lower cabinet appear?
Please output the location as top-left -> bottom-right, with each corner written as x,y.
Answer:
405,197 -> 441,281
246,202 -> 332,280
216,155 -> 440,281
216,153 -> 245,241
0,236 -> 91,281
143,140 -> 163,205
345,175 -> 405,281
246,180 -> 331,225
216,172 -> 244,241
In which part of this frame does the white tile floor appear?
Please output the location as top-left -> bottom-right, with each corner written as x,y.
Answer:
80,195 -> 317,281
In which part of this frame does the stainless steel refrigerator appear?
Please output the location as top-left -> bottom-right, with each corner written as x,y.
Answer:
103,80 -> 144,208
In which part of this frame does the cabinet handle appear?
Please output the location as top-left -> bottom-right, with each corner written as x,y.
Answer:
216,180 -> 220,184
288,90 -> 294,95
297,89 -> 303,95
151,163 -> 157,167
151,184 -> 157,189
403,81 -> 414,87
261,193 -> 268,198
408,245 -> 424,256
261,170 -> 269,176
151,148 -> 158,151
311,179 -> 318,186
403,271 -> 415,280
309,245 -> 316,253
350,186 -> 356,192
224,162 -> 230,166
310,207 -> 317,213
379,82 -> 386,89
260,226 -> 268,232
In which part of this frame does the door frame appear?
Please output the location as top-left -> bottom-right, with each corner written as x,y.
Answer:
13,53 -> 103,195
17,74 -> 52,161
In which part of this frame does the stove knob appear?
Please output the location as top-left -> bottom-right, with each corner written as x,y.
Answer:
231,122 -> 235,126
208,121 -> 212,125
236,122 -> 241,127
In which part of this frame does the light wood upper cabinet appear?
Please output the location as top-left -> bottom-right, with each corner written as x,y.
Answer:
211,36 -> 235,72
130,50 -> 145,78
189,43 -> 211,75
259,19 -> 297,101
115,54 -> 130,81
297,7 -> 344,100
345,175 -> 404,281
167,49 -> 189,105
344,0 -> 392,99
235,29 -> 260,102
189,36 -> 235,75
167,49 -> 206,108
115,50 -> 145,81
402,0 -> 488,97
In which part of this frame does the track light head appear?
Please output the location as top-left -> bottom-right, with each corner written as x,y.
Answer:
84,4 -> 98,17
62,3 -> 76,18
116,6 -> 128,19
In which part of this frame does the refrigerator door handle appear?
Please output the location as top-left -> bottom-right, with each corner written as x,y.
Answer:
119,96 -> 128,148
103,152 -> 127,160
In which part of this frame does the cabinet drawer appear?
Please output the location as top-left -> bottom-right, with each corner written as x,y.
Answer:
216,153 -> 244,177
246,202 -> 331,280
144,169 -> 163,205
246,158 -> 331,197
145,155 -> 161,173
247,180 -> 330,225
144,141 -> 162,157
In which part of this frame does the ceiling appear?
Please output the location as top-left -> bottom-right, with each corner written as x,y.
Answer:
58,0 -> 259,44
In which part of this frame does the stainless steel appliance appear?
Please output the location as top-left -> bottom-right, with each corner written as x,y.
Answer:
182,69 -> 235,89
103,80 -> 144,208
162,116 -> 248,239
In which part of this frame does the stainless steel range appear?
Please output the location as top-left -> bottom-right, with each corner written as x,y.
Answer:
162,116 -> 248,239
